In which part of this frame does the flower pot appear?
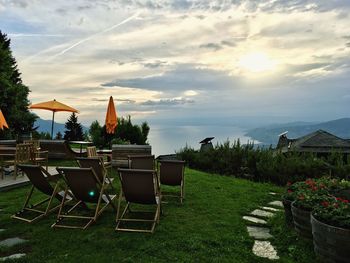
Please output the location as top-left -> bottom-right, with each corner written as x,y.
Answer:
282,198 -> 293,225
311,214 -> 350,263
291,201 -> 312,238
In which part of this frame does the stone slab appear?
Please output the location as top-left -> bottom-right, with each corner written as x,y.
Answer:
261,206 -> 281,212
250,209 -> 274,218
268,201 -> 283,208
0,237 -> 27,248
269,192 -> 277,195
252,240 -> 279,260
247,226 -> 273,239
242,216 -> 267,225
0,253 -> 26,261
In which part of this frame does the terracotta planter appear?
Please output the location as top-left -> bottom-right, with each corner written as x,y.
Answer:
311,214 -> 350,263
291,201 -> 312,238
282,198 -> 293,225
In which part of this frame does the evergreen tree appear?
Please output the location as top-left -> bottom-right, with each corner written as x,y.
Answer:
55,131 -> 63,140
0,31 -> 36,139
63,113 -> 84,141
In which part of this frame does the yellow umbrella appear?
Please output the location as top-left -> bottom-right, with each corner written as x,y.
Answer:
105,96 -> 117,134
29,99 -> 78,139
0,109 -> 9,130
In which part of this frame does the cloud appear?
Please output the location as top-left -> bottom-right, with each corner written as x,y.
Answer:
221,40 -> 236,47
102,64 -> 238,92
140,98 -> 194,106
142,60 -> 168,68
199,42 -> 222,51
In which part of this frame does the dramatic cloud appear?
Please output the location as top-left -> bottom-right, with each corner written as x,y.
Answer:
0,0 -> 349,127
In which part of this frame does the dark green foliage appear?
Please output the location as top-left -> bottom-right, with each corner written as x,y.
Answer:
0,31 -> 36,139
89,116 -> 150,148
63,112 -> 84,141
177,141 -> 350,186
55,131 -> 63,140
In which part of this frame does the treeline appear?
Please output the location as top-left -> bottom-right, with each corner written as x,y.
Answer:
177,140 -> 350,186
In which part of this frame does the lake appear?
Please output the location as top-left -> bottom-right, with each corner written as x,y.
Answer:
147,124 -> 256,156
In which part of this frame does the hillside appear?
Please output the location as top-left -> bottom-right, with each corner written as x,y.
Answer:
246,118 -> 350,145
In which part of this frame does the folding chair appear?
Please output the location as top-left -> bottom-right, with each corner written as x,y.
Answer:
116,168 -> 161,233
128,155 -> 155,170
52,167 -> 117,230
76,157 -> 114,189
158,160 -> 186,203
11,164 -> 71,223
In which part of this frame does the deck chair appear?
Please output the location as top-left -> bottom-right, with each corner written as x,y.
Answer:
87,146 -> 112,173
25,141 -> 49,171
158,160 -> 186,203
116,168 -> 161,233
11,164 -> 71,223
52,167 -> 117,230
3,143 -> 31,180
76,157 -> 114,189
128,155 -> 155,170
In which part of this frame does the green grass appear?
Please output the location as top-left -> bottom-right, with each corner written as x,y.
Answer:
0,167 -> 315,262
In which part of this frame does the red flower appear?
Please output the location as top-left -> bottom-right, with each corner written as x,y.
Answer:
334,203 -> 339,208
287,189 -> 293,193
336,197 -> 343,201
342,199 -> 349,204
287,182 -> 292,186
321,201 -> 329,207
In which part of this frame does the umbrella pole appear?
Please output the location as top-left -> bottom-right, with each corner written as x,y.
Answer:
51,111 -> 55,139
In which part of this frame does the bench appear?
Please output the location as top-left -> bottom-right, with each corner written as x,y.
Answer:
39,140 -> 86,159
0,140 -> 17,148
112,144 -> 151,167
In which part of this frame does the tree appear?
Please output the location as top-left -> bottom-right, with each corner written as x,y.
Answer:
89,120 -> 104,147
63,113 -> 84,141
55,131 -> 63,140
88,116 -> 150,148
0,31 -> 36,139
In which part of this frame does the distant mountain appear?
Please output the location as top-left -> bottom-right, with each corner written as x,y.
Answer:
246,118 -> 350,146
34,118 -> 88,136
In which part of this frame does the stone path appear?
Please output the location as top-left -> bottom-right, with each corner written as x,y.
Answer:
243,192 -> 282,260
0,227 -> 27,261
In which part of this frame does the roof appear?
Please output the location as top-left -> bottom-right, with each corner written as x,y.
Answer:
199,137 -> 215,144
279,130 -> 350,153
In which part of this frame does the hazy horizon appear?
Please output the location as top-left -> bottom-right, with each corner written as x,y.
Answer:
1,1 -> 350,127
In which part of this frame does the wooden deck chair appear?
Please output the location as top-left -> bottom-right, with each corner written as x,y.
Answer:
87,146 -> 112,173
25,141 -> 49,171
76,157 -> 114,189
158,160 -> 186,203
52,167 -> 117,230
116,168 -> 161,233
3,143 -> 31,180
11,164 -> 71,223
128,155 -> 155,170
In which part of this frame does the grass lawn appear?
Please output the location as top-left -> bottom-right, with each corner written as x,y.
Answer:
0,166 -> 316,262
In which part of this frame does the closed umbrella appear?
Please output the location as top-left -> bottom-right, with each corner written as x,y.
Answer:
105,96 -> 117,134
29,99 -> 78,139
0,109 -> 9,130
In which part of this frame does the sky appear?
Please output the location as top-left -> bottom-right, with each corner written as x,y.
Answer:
1,0 -> 350,128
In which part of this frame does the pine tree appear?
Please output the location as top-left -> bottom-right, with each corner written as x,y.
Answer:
0,30 -> 36,139
63,113 -> 84,141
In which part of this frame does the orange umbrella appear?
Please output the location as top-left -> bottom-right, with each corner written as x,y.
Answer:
105,96 -> 117,134
0,109 -> 9,130
29,99 -> 78,139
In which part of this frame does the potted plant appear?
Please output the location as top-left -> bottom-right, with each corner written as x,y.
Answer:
282,181 -> 306,225
291,179 -> 329,238
311,196 -> 350,263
